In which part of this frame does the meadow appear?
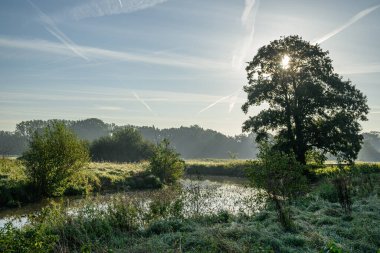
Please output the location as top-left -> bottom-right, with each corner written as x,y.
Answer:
0,158 -> 249,208
0,158 -> 380,252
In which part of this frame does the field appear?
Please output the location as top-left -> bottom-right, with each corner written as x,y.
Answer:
0,158 -> 380,252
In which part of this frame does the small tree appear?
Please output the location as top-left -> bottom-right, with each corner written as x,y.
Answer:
247,142 -> 307,230
22,122 -> 89,197
149,139 -> 185,185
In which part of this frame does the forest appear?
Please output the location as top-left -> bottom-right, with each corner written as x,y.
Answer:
2,118 -> 380,161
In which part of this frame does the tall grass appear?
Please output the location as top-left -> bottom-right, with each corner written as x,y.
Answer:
0,159 -> 157,208
1,170 -> 379,252
185,159 -> 249,177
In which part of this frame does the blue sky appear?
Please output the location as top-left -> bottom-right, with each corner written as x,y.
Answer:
0,0 -> 380,135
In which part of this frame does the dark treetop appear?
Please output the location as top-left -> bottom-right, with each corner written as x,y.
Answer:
242,35 -> 369,164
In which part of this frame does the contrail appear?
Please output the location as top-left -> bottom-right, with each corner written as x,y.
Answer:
26,0 -> 89,61
132,92 -> 155,115
198,95 -> 231,114
67,0 -> 168,20
241,0 -> 256,27
228,89 -> 242,113
232,0 -> 260,70
0,36 -> 228,70
313,4 -> 380,44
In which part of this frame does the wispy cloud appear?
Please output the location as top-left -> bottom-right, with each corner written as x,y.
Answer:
313,4 -> 380,44
0,36 -> 227,69
232,0 -> 260,70
64,0 -> 168,20
27,0 -> 89,61
336,63 -> 380,75
0,88 -> 241,104
97,106 -> 122,111
132,91 -> 155,115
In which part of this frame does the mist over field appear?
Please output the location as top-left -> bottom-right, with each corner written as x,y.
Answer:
1,118 -> 380,162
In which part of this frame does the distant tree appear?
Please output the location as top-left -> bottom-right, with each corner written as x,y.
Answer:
90,127 -> 154,162
0,131 -> 27,156
149,139 -> 185,185
70,118 -> 110,142
138,125 -> 257,159
22,122 -> 89,197
15,120 -> 49,138
242,35 -> 369,164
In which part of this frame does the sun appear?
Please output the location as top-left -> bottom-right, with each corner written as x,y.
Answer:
281,55 -> 290,69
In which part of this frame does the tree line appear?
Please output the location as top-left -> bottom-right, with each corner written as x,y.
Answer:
1,118 -> 379,161
0,118 -> 258,160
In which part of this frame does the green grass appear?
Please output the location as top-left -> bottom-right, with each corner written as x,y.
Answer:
1,159 -> 380,252
1,158 -> 251,208
185,159 -> 250,177
0,159 -> 159,208
0,158 -> 35,207
314,163 -> 380,177
1,172 -> 379,252
2,158 -> 380,208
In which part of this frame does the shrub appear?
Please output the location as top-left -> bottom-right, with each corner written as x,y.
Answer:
246,142 -> 307,230
321,241 -> 347,253
0,223 -> 58,253
149,139 -> 185,185
332,172 -> 352,215
107,198 -> 140,232
318,181 -> 339,203
22,122 -> 89,197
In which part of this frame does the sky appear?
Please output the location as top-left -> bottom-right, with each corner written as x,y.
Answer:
0,0 -> 380,136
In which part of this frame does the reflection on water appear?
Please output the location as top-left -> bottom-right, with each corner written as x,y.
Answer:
0,176 -> 258,228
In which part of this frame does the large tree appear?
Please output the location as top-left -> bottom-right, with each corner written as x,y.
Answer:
242,35 -> 369,164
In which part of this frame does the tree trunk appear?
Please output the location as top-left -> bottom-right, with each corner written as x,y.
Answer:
272,195 -> 292,230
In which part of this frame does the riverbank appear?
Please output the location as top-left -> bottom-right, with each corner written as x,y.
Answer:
0,158 -> 251,208
1,158 -> 380,209
1,172 -> 379,252
0,158 -> 380,252
0,159 -> 164,208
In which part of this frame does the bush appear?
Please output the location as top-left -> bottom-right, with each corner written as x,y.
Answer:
90,127 -> 154,162
246,142 -> 307,230
149,139 -> 185,185
22,122 -> 89,197
318,181 -> 339,203
332,171 -> 353,215
321,241 -> 347,253
0,223 -> 58,253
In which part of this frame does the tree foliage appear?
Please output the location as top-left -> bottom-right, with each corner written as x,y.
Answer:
0,131 -> 27,156
22,122 -> 89,197
242,35 -> 369,164
90,127 -> 154,162
247,142 -> 307,230
149,139 -> 185,185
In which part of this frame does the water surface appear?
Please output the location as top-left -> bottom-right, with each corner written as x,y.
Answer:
0,176 -> 258,228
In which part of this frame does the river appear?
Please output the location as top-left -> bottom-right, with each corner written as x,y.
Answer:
0,176 -> 259,228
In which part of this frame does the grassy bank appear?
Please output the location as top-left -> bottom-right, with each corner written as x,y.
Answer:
186,159 -> 249,177
1,158 -> 249,208
1,170 -> 379,252
0,159 -> 161,208
2,158 -> 380,208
